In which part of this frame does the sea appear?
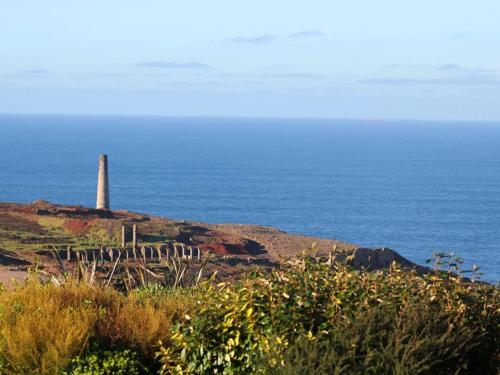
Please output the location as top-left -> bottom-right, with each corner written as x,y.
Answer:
0,114 -> 499,282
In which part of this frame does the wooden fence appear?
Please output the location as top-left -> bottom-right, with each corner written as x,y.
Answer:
53,242 -> 203,263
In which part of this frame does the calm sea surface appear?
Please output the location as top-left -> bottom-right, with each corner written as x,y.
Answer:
0,114 -> 499,282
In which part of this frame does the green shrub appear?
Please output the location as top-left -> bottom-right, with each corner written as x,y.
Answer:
158,259 -> 499,374
64,349 -> 147,375
262,303 -> 484,375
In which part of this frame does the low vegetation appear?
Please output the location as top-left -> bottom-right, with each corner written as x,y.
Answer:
0,280 -> 191,374
0,253 -> 498,374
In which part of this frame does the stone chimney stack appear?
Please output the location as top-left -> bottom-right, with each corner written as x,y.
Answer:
96,154 -> 110,210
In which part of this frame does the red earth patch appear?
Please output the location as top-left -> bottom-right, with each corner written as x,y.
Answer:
64,219 -> 94,235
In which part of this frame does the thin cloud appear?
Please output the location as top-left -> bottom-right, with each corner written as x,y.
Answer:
436,64 -> 495,74
135,61 -> 210,69
386,63 -> 463,71
357,78 -> 427,85
17,69 -> 50,76
256,73 -> 326,78
437,64 -> 466,72
288,30 -> 324,39
356,77 -> 500,86
387,63 -> 495,75
229,30 -> 324,44
228,35 -> 278,44
213,73 -> 325,79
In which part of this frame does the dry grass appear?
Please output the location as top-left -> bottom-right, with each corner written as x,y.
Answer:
95,290 -> 193,359
0,279 -> 190,374
0,280 -> 99,373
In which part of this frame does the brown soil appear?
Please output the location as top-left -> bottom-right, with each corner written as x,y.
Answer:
204,223 -> 356,259
0,249 -> 30,288
199,242 -> 248,255
0,267 -> 28,288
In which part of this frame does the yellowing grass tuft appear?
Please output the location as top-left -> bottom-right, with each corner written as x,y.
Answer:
0,279 -> 190,373
0,280 -> 97,374
96,290 -> 192,358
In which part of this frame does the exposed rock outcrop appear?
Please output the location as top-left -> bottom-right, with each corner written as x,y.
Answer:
330,247 -> 423,271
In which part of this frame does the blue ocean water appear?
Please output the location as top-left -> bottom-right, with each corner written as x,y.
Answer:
0,114 -> 499,282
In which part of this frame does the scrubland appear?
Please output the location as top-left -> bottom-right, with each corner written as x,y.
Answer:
0,254 -> 498,374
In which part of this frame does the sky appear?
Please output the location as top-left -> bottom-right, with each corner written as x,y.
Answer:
1,0 -> 500,120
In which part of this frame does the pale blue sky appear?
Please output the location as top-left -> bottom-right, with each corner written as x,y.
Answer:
1,0 -> 500,120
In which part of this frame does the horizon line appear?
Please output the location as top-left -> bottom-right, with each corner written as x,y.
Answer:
1,111 -> 500,124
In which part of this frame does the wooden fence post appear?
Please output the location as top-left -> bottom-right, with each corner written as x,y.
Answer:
121,225 -> 126,248
132,224 -> 137,249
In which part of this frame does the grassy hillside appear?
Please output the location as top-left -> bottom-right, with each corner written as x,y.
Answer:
0,201 -> 355,259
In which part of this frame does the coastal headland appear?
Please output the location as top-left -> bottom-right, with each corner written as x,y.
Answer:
0,200 -> 423,286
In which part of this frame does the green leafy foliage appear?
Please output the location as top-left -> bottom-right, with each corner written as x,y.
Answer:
64,349 -> 147,375
262,304 -> 483,375
158,259 -> 499,374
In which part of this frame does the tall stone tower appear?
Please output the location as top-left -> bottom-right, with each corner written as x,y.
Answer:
96,154 -> 110,210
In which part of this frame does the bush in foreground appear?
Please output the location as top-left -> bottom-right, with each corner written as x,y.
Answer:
262,304 -> 481,375
0,256 -> 498,374
159,260 -> 499,374
0,280 -> 191,374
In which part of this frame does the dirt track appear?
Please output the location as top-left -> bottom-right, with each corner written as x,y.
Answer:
0,266 -> 27,288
